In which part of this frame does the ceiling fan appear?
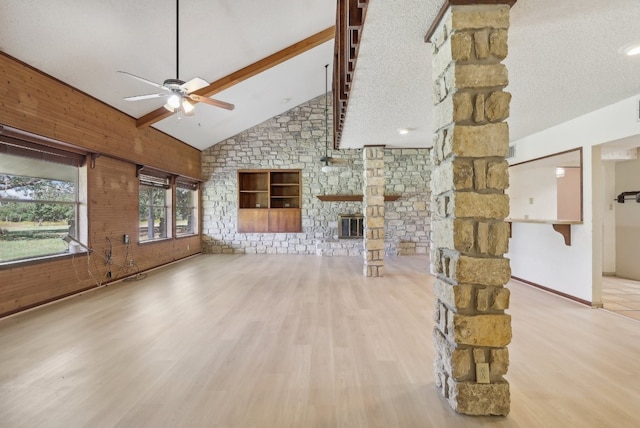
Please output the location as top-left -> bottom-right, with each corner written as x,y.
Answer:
118,0 -> 234,116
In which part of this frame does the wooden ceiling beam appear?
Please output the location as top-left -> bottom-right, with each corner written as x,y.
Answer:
136,26 -> 336,129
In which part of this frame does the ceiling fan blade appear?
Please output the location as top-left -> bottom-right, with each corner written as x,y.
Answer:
123,93 -> 167,101
118,71 -> 170,91
181,77 -> 209,94
187,94 -> 235,111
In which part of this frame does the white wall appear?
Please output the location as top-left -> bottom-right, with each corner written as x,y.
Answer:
509,166 -> 557,220
508,93 -> 640,304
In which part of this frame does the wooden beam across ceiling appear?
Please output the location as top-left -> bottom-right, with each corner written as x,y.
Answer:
136,26 -> 336,129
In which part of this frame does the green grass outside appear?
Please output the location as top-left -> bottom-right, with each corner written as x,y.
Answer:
0,237 -> 67,262
0,221 -> 69,262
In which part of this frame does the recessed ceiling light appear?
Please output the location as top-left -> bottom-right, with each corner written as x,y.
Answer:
619,42 -> 640,56
397,128 -> 410,135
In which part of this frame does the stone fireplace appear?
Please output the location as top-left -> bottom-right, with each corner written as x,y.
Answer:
338,214 -> 364,239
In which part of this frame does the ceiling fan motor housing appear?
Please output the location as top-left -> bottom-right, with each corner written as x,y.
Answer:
163,78 -> 186,90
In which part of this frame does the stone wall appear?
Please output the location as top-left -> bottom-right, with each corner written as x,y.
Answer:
200,94 -> 431,255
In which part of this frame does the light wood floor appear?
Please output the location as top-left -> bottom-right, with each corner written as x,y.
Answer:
1,255 -> 639,427
602,276 -> 640,321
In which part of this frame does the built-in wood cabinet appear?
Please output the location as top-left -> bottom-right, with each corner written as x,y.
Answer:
238,170 -> 301,233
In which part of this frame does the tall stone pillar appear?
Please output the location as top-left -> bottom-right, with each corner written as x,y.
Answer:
428,2 -> 515,416
363,146 -> 385,277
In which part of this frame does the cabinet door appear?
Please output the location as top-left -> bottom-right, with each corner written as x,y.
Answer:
238,209 -> 269,233
269,209 -> 301,233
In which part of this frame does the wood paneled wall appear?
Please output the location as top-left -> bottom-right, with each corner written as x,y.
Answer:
0,52 -> 200,178
0,52 -> 202,317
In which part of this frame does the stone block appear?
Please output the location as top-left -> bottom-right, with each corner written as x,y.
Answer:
476,287 -> 491,312
450,313 -> 512,347
453,92 -> 474,122
454,255 -> 511,286
487,160 -> 509,190
485,91 -> 511,122
454,218 -> 475,253
490,29 -> 509,59
474,93 -> 485,123
434,95 -> 454,131
448,380 -> 510,416
454,193 -> 509,219
490,348 -> 509,379
365,238 -> 385,251
488,221 -> 510,255
433,279 -> 474,310
474,29 -> 490,60
451,5 -> 511,31
455,64 -> 508,90
473,348 -> 487,364
431,219 -> 454,249
477,221 -> 490,254
473,159 -> 487,190
433,328 -> 472,380
451,123 -> 509,158
433,36 -> 453,81
492,287 -> 510,310
451,32 -> 472,61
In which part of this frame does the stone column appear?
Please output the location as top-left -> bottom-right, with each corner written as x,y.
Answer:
363,146 -> 385,277
429,3 -> 514,416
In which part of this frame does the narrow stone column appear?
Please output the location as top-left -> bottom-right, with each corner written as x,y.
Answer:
363,146 -> 385,277
429,3 -> 514,416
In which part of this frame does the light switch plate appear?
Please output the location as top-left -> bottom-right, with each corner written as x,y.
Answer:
476,363 -> 490,384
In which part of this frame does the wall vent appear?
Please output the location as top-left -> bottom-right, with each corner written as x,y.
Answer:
637,99 -> 640,122
507,145 -> 516,159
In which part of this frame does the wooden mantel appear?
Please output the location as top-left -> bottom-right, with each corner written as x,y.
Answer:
316,195 -> 401,202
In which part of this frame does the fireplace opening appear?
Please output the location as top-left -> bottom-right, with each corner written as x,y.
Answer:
338,214 -> 364,239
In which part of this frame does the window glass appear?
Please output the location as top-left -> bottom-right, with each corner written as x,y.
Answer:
0,153 -> 79,262
176,180 -> 198,237
139,173 -> 171,242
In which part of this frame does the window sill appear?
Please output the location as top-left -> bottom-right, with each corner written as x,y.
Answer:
0,251 -> 88,271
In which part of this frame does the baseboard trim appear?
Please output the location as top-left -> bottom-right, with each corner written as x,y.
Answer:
511,276 -> 592,307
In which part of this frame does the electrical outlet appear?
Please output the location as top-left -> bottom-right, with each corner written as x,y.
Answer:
123,234 -> 130,244
129,260 -> 135,267
528,197 -> 534,205
476,363 -> 490,384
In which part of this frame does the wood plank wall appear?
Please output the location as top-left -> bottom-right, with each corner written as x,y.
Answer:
0,52 -> 203,317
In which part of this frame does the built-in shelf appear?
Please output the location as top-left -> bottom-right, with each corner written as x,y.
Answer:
506,219 -> 583,246
238,170 -> 301,233
316,195 -> 401,202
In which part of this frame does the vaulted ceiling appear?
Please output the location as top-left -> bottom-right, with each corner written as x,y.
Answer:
1,0 -> 640,152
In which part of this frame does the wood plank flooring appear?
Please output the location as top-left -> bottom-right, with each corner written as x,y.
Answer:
602,276 -> 640,321
1,254 -> 639,427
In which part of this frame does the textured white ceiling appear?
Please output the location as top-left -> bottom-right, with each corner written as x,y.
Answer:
341,0 -> 640,149
1,0 -> 640,152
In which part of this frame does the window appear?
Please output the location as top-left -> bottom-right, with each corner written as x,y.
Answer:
139,171 -> 172,242
0,128 -> 85,263
176,178 -> 199,237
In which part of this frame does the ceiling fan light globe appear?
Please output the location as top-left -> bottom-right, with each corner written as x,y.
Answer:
182,99 -> 195,114
167,94 -> 181,109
